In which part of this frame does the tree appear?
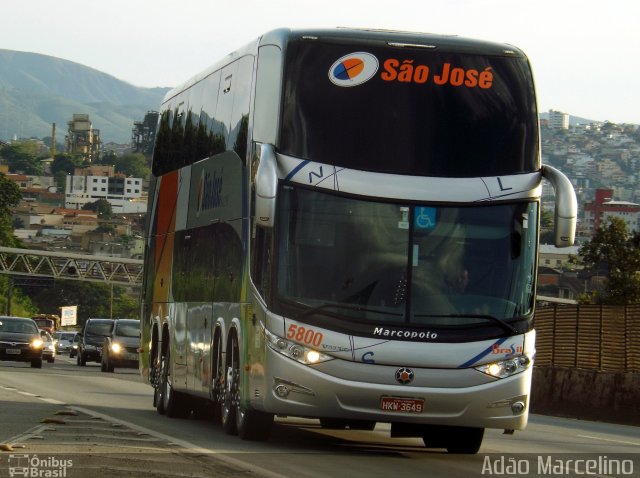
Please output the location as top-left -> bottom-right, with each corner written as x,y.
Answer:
114,153 -> 150,180
0,173 -> 23,247
24,280 -> 139,322
539,208 -> 555,244
576,217 -> 640,305
51,153 -> 84,175
0,276 -> 38,317
82,198 -> 113,218
0,141 -> 45,175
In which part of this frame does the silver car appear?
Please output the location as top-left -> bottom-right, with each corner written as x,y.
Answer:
53,331 -> 77,353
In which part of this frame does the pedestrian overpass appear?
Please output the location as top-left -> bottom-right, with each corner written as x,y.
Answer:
0,246 -> 143,286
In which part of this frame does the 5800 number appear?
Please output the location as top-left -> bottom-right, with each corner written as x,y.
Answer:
287,324 -> 323,347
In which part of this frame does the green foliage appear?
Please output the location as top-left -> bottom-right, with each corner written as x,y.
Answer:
51,153 -> 84,175
576,217 -> 640,305
111,286 -> 140,319
0,141 -> 45,174
0,276 -> 39,316
82,198 -> 113,218
540,209 -> 554,228
114,153 -> 150,180
0,173 -> 22,246
26,280 -> 140,323
93,224 -> 116,234
53,171 -> 68,192
539,208 -> 556,244
0,173 -> 22,215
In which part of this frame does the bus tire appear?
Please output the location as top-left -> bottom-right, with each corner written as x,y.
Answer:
210,330 -> 224,424
445,427 -> 484,454
237,407 -> 273,441
221,336 -> 239,435
154,384 -> 164,414
422,425 -> 484,454
158,350 -> 189,419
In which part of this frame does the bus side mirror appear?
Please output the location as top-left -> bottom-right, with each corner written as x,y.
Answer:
542,165 -> 577,247
255,143 -> 278,228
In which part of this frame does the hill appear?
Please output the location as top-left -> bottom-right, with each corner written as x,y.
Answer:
0,49 -> 170,144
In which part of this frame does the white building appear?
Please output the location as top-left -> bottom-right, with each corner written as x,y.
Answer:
64,165 -> 146,214
548,109 -> 570,130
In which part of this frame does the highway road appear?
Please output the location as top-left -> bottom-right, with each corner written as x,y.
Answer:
1,355 -> 639,478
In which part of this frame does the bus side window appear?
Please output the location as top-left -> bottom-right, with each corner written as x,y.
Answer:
252,226 -> 273,305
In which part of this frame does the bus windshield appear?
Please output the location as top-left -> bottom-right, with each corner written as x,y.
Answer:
274,186 -> 538,332
280,40 -> 538,177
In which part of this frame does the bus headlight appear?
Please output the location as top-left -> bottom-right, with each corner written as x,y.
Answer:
475,355 -> 532,379
111,343 -> 122,354
265,329 -> 333,365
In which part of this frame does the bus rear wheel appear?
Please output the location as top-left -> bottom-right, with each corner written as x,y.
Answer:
210,331 -> 224,424
221,337 -> 239,435
157,349 -> 189,418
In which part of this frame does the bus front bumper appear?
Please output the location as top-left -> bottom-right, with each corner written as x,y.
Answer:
256,347 -> 531,431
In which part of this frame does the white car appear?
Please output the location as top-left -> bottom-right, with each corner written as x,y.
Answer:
39,330 -> 56,363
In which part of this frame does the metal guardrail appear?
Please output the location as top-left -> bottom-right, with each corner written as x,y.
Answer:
0,246 -> 143,286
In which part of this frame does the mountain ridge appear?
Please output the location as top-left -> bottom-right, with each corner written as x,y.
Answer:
0,49 -> 170,144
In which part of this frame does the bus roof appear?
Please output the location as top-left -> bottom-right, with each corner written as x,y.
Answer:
163,27 -> 527,104
260,27 -> 527,57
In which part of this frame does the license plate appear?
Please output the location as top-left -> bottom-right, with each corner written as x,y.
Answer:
380,396 -> 424,413
6,349 -> 21,355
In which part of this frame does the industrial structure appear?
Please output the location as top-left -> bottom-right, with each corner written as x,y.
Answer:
65,114 -> 101,161
131,111 -> 159,156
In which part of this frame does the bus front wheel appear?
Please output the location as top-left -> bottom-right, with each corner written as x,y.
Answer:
237,406 -> 273,441
221,335 -> 273,440
422,425 -> 484,454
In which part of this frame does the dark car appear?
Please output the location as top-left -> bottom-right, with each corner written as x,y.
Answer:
0,316 -> 44,368
77,318 -> 114,366
101,319 -> 140,372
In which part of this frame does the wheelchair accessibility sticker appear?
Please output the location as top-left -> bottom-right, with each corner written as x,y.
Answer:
415,207 -> 436,229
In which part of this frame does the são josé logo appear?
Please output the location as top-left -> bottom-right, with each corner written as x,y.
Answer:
328,52 -> 379,87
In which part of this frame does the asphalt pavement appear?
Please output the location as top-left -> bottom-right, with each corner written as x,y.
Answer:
0,384 -> 262,478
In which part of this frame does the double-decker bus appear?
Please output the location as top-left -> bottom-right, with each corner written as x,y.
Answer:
140,28 -> 577,453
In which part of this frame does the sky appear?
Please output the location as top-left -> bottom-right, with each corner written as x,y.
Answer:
3,0 -> 639,124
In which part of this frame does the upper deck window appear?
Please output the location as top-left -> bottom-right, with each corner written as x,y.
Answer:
280,40 -> 539,177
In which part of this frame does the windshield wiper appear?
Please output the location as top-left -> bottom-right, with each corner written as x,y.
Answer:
295,302 -> 403,321
415,313 -> 517,335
